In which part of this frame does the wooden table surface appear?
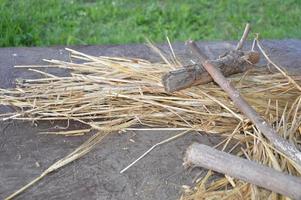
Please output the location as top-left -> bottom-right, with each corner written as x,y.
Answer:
1,40 -> 301,200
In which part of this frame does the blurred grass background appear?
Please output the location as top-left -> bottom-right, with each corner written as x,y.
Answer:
0,0 -> 300,47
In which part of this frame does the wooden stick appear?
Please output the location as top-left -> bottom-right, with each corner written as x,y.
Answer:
187,40 -> 301,167
184,143 -> 301,200
236,23 -> 251,50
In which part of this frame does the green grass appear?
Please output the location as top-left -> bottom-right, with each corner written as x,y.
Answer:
1,0 -> 301,47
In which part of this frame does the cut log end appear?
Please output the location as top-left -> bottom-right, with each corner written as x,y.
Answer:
244,51 -> 260,64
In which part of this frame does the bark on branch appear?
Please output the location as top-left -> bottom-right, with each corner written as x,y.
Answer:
162,50 -> 259,92
184,143 -> 301,200
162,23 -> 257,92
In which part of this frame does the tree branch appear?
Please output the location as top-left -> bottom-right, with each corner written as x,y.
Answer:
162,23 -> 256,93
162,43 -> 259,92
236,23 -> 251,50
187,40 -> 301,167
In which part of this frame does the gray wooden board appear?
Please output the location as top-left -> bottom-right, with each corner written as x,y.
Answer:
0,40 -> 301,200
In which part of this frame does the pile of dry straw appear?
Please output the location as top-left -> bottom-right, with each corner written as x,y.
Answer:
1,41 -> 301,199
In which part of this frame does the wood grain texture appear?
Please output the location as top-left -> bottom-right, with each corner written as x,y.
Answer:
184,143 -> 301,199
1,41 -> 301,199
